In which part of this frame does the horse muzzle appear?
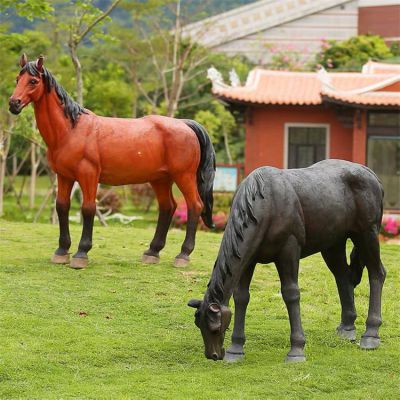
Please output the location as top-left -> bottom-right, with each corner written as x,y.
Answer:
9,99 -> 23,115
205,347 -> 225,361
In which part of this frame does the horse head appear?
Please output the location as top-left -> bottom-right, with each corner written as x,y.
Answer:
188,298 -> 232,361
9,54 -> 46,115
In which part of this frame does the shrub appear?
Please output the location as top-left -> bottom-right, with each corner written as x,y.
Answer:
96,188 -> 122,214
314,34 -> 393,71
130,183 -> 155,212
172,194 -> 232,232
380,216 -> 400,238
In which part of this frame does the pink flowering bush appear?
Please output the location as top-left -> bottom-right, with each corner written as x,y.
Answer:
381,216 -> 400,238
172,193 -> 232,232
173,201 -> 188,227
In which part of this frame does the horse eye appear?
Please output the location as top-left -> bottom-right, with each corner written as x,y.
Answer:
30,79 -> 37,85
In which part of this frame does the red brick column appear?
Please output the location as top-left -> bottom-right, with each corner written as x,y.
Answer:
352,109 -> 367,165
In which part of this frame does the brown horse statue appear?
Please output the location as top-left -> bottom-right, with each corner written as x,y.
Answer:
9,54 -> 215,269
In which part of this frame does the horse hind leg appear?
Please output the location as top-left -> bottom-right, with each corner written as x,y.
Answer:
173,172 -> 203,267
142,179 -> 176,264
353,230 -> 386,350
321,240 -> 357,341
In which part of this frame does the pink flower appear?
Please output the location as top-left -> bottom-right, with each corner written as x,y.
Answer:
384,217 -> 399,235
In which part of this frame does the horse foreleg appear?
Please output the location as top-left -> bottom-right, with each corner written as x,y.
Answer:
71,163 -> 99,269
355,230 -> 386,350
275,236 -> 306,363
224,263 -> 256,363
322,241 -> 357,341
142,179 -> 176,264
173,173 -> 203,267
51,174 -> 74,265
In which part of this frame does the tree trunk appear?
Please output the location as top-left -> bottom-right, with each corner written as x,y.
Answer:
12,154 -> 17,176
29,142 -> 39,209
223,125 -> 233,165
0,121 -> 12,217
69,43 -> 83,106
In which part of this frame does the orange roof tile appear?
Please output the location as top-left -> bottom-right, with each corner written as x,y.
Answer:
211,63 -> 400,108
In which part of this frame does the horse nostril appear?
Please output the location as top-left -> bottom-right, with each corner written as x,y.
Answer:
211,353 -> 218,361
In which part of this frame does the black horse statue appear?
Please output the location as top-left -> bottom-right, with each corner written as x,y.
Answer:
189,159 -> 386,362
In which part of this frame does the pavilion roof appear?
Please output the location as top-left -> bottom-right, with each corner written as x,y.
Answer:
210,62 -> 400,108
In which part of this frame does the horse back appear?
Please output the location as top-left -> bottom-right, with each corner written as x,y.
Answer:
243,160 -> 383,260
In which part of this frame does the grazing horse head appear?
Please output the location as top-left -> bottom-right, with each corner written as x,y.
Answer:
188,298 -> 232,361
9,54 -> 46,115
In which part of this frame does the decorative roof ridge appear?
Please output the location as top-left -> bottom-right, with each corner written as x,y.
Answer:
362,60 -> 400,74
321,74 -> 400,95
244,68 -> 398,78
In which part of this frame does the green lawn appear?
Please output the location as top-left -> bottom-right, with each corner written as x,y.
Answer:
0,221 -> 399,399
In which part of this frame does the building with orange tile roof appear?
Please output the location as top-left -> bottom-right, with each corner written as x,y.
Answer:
183,0 -> 400,64
209,62 -> 400,209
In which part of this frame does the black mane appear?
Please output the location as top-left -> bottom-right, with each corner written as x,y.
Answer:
21,62 -> 87,127
206,169 -> 266,303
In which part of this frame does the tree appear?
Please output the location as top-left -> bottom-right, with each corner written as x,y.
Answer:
127,0 -> 214,117
195,101 -> 235,164
0,0 -> 53,21
57,0 -> 122,105
0,14 -> 53,215
315,35 -> 394,71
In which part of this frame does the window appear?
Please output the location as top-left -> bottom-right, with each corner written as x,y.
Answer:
367,112 -> 400,209
286,125 -> 328,169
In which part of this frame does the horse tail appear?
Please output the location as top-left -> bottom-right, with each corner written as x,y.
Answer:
348,164 -> 384,288
183,119 -> 216,228
349,246 -> 365,288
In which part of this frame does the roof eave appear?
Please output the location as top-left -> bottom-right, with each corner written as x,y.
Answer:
321,95 -> 400,110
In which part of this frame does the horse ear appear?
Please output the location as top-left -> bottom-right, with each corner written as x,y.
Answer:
208,303 -> 220,313
36,55 -> 44,72
20,53 -> 28,68
207,304 -> 222,332
188,299 -> 202,309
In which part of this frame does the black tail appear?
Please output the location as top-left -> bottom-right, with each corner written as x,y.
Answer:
349,246 -> 365,288
183,119 -> 216,228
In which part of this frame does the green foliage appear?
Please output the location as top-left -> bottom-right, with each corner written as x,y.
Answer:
0,221 -> 399,398
195,100 -> 237,162
315,35 -> 394,71
84,62 -> 134,117
0,0 -> 53,21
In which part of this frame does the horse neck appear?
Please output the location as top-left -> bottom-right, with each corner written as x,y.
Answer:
33,90 -> 72,151
205,248 -> 244,307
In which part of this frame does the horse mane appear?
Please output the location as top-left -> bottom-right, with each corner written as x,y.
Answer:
21,62 -> 87,127
206,169 -> 267,303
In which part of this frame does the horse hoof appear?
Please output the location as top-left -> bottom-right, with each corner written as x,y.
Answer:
70,257 -> 88,269
174,257 -> 189,268
224,351 -> 244,363
51,253 -> 70,264
337,326 -> 357,341
141,254 -> 160,264
359,336 -> 380,350
285,354 -> 306,363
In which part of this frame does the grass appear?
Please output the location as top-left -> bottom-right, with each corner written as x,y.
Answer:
0,220 -> 399,399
